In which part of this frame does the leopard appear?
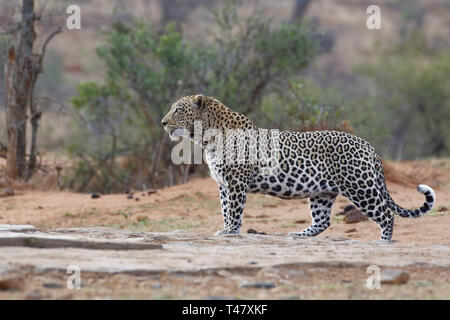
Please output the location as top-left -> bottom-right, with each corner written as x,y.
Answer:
161,94 -> 436,242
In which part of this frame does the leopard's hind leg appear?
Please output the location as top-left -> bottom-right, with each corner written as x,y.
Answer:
289,193 -> 337,237
341,187 -> 394,242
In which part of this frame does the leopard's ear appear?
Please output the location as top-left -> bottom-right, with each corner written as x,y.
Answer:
192,94 -> 206,109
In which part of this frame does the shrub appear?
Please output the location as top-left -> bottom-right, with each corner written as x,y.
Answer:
357,33 -> 450,159
258,79 -> 351,133
67,0 -> 318,192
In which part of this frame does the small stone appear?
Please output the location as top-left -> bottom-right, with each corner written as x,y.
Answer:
241,282 -> 276,289
295,219 -> 307,224
247,228 -> 266,235
127,193 -> 134,199
438,206 -> 448,212
0,277 -> 25,291
345,228 -> 357,233
380,269 -> 409,285
343,209 -> 368,223
0,187 -> 14,198
147,189 -> 157,195
344,205 -> 355,212
338,204 -> 356,215
91,192 -> 101,199
135,197 -> 140,201
43,282 -> 64,289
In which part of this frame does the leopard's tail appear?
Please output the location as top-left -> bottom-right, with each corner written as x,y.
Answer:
385,184 -> 436,218
375,157 -> 436,218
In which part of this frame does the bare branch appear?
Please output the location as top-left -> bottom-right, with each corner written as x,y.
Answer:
41,26 -> 62,56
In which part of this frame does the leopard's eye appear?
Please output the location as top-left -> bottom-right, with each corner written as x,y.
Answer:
173,108 -> 180,115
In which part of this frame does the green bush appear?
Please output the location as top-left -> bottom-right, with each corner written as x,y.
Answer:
67,0 -> 318,192
357,33 -> 450,159
258,79 -> 350,132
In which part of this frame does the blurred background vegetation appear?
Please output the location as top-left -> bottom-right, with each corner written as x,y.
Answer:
0,0 -> 449,193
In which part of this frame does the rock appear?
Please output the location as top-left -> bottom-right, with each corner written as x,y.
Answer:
91,192 -> 101,199
0,187 -> 14,198
337,204 -> 356,215
438,206 -> 448,212
43,282 -> 64,289
147,189 -> 157,195
0,233 -> 163,250
343,208 -> 368,223
0,277 -> 25,291
341,279 -> 352,283
135,197 -> 140,201
294,219 -> 307,224
127,193 -> 134,199
380,269 -> 409,285
0,225 -> 38,232
247,228 -> 267,235
345,228 -> 357,233
241,281 -> 276,289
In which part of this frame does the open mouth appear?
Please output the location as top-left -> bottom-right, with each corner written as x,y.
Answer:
167,127 -> 188,141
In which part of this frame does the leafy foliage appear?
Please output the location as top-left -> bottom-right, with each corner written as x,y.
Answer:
357,33 -> 450,159
259,79 -> 351,133
67,0 -> 318,192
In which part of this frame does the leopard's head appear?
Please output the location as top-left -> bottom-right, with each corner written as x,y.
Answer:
161,94 -> 207,141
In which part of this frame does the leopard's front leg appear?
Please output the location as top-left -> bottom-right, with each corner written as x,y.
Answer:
214,178 -> 248,235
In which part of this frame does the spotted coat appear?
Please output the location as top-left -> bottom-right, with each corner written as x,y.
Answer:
162,95 -> 436,241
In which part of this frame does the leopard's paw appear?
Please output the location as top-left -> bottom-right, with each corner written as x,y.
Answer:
214,229 -> 239,236
288,232 -> 309,238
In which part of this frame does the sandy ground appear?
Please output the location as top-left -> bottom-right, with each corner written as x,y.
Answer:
0,160 -> 449,299
1,176 -> 449,245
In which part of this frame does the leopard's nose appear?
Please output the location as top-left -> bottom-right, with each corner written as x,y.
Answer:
162,120 -> 168,126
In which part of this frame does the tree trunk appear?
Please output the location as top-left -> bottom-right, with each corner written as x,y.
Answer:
291,0 -> 311,21
4,0 -> 59,181
27,109 -> 42,180
5,0 -> 37,180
